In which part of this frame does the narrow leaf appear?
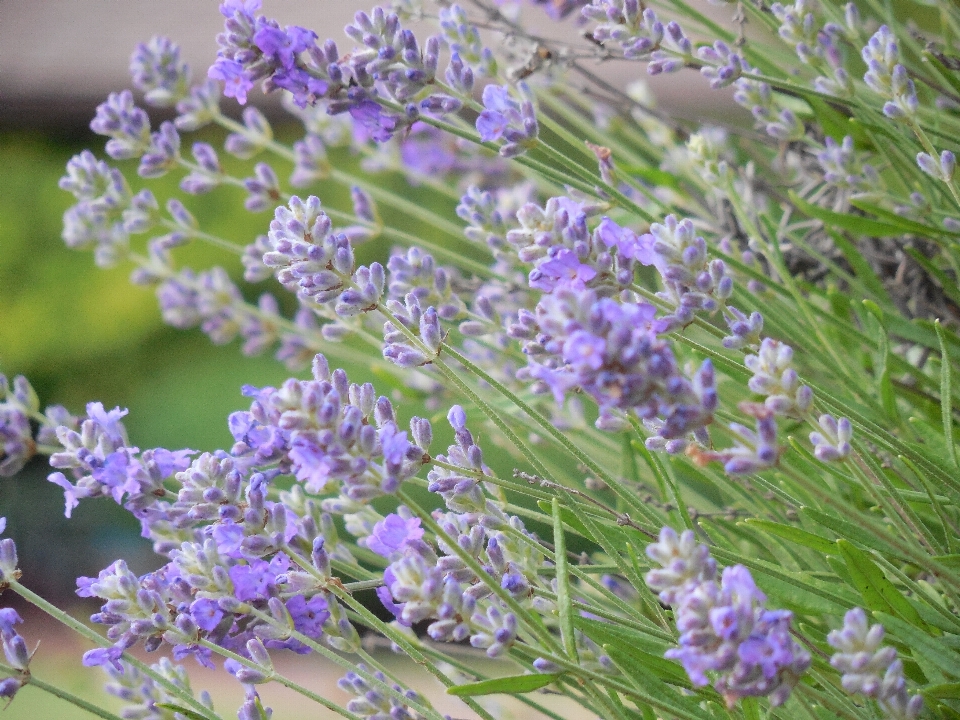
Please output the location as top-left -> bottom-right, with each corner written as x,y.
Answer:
552,497 -> 577,661
789,192 -> 913,237
447,674 -> 561,696
155,704 -> 211,720
923,682 -> 960,699
800,507 -> 903,559
837,540 -> 926,628
741,519 -> 835,554
935,320 -> 959,469
875,612 -> 960,678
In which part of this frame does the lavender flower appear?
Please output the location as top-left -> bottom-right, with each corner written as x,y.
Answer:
229,354 -> 427,504
90,91 -> 152,160
862,26 -> 918,120
522,284 -> 716,443
698,41 -> 747,89
476,83 -> 539,157
646,527 -> 810,707
438,4 -> 496,77
130,36 -> 191,107
243,162 -> 281,213
815,136 -> 880,193
105,658 -> 215,719
338,664 -> 427,720
828,608 -> 924,719
387,247 -> 465,320
917,150 -> 956,182
744,338 -> 813,416
263,195 -> 384,316
643,214 -> 733,330
0,606 -> 28,700
138,121 -> 181,178
0,375 -> 37,476
180,142 -> 223,194
582,2 -> 665,60
809,414 -> 852,461
175,80 -> 222,131
210,0 -> 331,108
225,106 -> 273,159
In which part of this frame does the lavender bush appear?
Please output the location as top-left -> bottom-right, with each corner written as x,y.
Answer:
2,0 -> 959,718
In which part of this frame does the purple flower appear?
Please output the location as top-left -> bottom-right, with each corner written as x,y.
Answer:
190,598 -> 224,632
220,0 -> 261,18
86,402 -> 128,442
287,594 -> 329,638
646,527 -> 810,706
529,248 -> 597,292
379,425 -> 412,467
82,646 -> 125,671
828,608 -> 924,719
0,609 -> 21,637
208,58 -> 254,104
289,437 -> 334,494
596,217 -> 657,265
367,514 -> 424,558
376,567 -> 412,627
229,559 -> 275,602
348,100 -> 406,143
253,25 -> 316,70
563,331 -> 606,371
475,83 -> 538,155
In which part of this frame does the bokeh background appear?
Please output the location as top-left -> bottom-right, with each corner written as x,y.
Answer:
0,1 -> 736,717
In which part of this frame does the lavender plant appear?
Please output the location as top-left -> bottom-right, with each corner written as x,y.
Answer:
2,0 -> 960,718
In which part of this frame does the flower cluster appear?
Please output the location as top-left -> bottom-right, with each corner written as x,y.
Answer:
828,608 -> 924,719
0,604 -> 30,700
646,527 -> 810,707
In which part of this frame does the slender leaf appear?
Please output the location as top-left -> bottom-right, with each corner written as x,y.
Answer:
447,674 -> 561,696
935,320 -> 959,469
156,705 -> 212,720
875,612 -> 960,679
837,541 -> 926,628
552,497 -> 577,661
740,520 -> 834,555
923,682 -> 960,699
790,192 -> 915,236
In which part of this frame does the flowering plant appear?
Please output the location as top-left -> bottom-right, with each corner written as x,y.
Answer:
2,0 -> 959,718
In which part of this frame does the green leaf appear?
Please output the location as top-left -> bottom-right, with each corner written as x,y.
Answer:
552,497 -> 577,661
741,697 -> 760,720
935,320 -> 959,469
805,98 -> 854,143
936,704 -> 960,720
924,682 -> 960,699
740,520 -> 834,554
933,555 -> 960,569
621,163 -> 681,190
799,507 -> 903,559
537,500 -> 590,538
849,199 -> 957,237
155,704 -> 212,720
876,612 -> 960,679
789,192 -> 913,237
837,540 -> 926,628
446,673 -> 561,696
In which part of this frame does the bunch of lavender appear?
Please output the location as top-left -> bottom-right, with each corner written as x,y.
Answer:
3,0 -> 960,719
